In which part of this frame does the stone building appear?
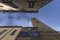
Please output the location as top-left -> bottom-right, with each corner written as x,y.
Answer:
0,0 -> 52,12
0,18 -> 60,40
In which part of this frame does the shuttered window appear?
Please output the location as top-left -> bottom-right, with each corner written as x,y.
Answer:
10,30 -> 17,35
0,30 -> 7,35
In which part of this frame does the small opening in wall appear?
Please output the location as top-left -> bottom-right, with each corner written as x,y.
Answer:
36,22 -> 39,23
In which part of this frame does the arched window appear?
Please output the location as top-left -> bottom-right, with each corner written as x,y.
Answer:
19,30 -> 40,37
19,30 -> 29,37
29,30 -> 40,37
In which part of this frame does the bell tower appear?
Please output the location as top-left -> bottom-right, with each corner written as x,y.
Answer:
32,18 -> 60,40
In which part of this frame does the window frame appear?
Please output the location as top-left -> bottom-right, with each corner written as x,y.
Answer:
19,30 -> 40,37
10,30 -> 17,35
0,30 -> 7,35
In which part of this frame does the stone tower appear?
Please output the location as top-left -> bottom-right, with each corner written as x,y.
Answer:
32,18 -> 60,40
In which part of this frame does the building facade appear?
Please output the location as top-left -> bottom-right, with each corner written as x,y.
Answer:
0,18 -> 60,40
0,0 -> 52,12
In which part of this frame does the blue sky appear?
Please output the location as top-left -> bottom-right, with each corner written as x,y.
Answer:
0,0 -> 60,32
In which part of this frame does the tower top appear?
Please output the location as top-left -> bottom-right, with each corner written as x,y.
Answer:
0,0 -> 52,12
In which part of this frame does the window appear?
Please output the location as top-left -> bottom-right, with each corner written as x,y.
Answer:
36,21 -> 39,23
0,30 -> 7,35
10,30 -> 17,35
19,30 -> 29,37
27,1 -> 36,8
29,30 -> 40,37
2,0 -> 18,8
19,30 -> 40,37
